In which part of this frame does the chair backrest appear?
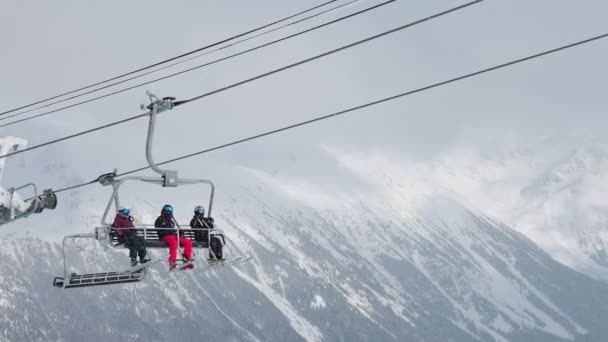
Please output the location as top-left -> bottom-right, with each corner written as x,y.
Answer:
108,226 -> 215,248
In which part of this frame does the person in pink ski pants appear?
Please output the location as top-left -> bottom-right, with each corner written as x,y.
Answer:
154,204 -> 193,269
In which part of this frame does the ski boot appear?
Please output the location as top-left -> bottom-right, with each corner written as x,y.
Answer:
181,259 -> 194,270
169,261 -> 178,271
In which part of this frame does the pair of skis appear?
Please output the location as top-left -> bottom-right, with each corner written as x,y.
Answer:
200,256 -> 252,273
129,259 -> 161,272
169,256 -> 252,272
170,261 -> 194,271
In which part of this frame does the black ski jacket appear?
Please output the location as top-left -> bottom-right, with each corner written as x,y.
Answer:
190,215 -> 215,229
154,215 -> 176,239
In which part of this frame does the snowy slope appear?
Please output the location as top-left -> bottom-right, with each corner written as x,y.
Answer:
1,135 -> 608,341
1,168 -> 608,341
324,137 -> 608,281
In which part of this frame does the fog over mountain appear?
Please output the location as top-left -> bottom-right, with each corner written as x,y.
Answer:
2,0 -> 608,340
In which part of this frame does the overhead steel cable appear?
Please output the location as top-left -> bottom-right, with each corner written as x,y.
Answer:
0,0 -> 360,122
54,181 -> 98,194
0,0 -> 480,161
0,0 -> 341,117
54,36 -> 608,193
175,0 -> 482,106
0,0 -> 396,129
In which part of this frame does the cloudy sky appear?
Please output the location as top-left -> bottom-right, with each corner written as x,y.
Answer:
1,0 -> 608,238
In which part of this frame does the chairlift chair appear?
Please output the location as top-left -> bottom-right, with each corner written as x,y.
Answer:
0,183 -> 57,226
53,92 -> 248,289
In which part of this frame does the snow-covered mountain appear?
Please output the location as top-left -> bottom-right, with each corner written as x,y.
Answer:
323,136 -> 608,280
1,135 -> 608,341
1,162 -> 608,341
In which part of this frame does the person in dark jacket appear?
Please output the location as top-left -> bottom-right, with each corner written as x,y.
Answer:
111,207 -> 149,266
190,205 -> 224,261
154,204 -> 193,269
189,205 -> 214,245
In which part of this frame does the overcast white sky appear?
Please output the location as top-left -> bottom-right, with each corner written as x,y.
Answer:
1,0 -> 608,211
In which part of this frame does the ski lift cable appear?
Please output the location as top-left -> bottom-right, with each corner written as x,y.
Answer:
53,30 -> 608,194
174,0 -> 482,107
0,0 -> 395,129
0,0 -> 362,123
0,0 -> 467,159
0,0 -> 342,117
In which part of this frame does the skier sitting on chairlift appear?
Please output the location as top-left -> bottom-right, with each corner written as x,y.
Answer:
111,208 -> 149,267
189,205 -> 214,244
190,205 -> 224,261
155,204 -> 194,270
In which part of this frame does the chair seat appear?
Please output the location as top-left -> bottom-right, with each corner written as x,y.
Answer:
110,228 -> 211,248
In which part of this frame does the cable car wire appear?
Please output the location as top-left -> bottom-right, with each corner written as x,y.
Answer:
0,0 -> 478,161
0,0 -> 395,128
52,30 -> 608,194
0,0 -> 342,117
0,0 -> 361,122
175,0 -> 482,107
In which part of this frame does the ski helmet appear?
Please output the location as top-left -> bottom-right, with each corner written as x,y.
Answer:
119,207 -> 130,216
194,205 -> 205,215
162,204 -> 173,213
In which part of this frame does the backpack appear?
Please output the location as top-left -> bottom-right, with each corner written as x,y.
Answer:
209,230 -> 225,260
193,216 -> 214,246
